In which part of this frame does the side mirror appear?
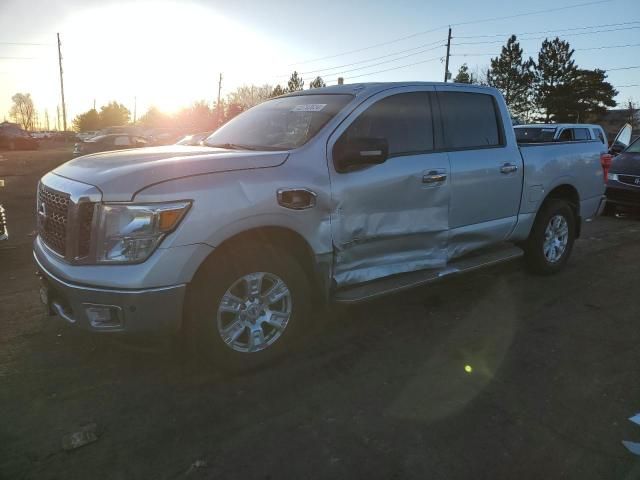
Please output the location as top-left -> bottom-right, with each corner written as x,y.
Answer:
334,137 -> 389,172
610,143 -> 625,156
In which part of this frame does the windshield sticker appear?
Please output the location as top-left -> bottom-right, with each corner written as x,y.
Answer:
291,104 -> 327,112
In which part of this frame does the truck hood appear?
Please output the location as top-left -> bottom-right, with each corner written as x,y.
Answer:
53,145 -> 289,201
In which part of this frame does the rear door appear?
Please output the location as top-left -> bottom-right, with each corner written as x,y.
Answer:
328,87 -> 451,286
434,87 -> 523,259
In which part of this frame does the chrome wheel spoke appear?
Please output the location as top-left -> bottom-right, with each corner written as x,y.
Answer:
221,320 -> 246,344
264,311 -> 289,332
219,293 -> 244,313
245,273 -> 264,297
248,327 -> 266,352
263,280 -> 289,305
543,214 -> 569,263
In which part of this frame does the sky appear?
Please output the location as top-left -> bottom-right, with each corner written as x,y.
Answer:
0,0 -> 639,128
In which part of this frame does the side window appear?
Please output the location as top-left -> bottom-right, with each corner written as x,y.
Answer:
573,128 -> 591,140
558,129 -> 573,141
114,136 -> 131,146
438,91 -> 502,149
337,92 -> 433,157
594,129 -> 606,144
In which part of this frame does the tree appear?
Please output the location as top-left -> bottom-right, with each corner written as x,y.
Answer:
287,71 -> 304,92
99,101 -> 130,127
270,85 -> 286,98
309,76 -> 326,89
546,69 -> 617,122
227,85 -> 273,110
224,102 -> 244,123
453,64 -> 475,84
487,36 -> 534,120
9,93 -> 35,130
175,100 -> 216,130
533,37 -> 576,121
72,108 -> 100,132
138,106 -> 171,128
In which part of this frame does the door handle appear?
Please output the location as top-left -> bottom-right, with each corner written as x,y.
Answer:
500,163 -> 518,174
422,172 -> 447,184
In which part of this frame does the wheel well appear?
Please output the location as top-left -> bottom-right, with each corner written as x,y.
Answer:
196,226 -> 319,288
544,184 -> 581,236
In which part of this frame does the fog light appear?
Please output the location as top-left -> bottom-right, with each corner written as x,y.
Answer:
84,304 -> 123,329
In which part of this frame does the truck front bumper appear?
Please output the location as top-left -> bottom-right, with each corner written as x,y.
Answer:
34,251 -> 186,334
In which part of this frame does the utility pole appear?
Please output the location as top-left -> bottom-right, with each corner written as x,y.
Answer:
133,96 -> 137,124
444,27 -> 452,83
57,33 -> 67,131
45,109 -> 50,131
216,73 -> 223,126
56,105 -> 60,131
93,99 -> 96,111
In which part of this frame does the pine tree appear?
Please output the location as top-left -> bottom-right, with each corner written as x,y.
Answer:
487,35 -> 534,120
287,71 -> 305,92
533,37 -> 576,121
308,76 -> 326,89
453,64 -> 475,84
546,69 -> 617,122
271,85 -> 286,98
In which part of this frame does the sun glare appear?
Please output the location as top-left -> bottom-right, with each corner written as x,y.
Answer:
57,1 -> 284,117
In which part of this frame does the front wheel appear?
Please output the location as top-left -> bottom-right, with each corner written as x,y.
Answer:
523,199 -> 576,275
185,246 -> 311,370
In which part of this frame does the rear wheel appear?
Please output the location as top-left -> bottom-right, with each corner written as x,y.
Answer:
524,199 -> 576,275
185,245 -> 310,370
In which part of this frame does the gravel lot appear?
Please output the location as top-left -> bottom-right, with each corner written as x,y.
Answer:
1,146 -> 640,479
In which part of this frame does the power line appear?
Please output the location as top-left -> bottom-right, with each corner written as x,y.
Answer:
608,66 -> 640,71
451,26 -> 640,46
301,44 -> 445,82
452,42 -> 640,57
0,42 -> 54,46
288,0 -> 609,66
281,38 -> 445,78
454,20 -> 640,39
616,84 -> 640,88
322,55 -> 443,83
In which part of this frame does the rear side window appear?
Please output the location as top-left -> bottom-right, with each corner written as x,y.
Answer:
593,129 -> 606,144
114,136 -> 131,146
573,128 -> 591,140
438,91 -> 502,149
339,92 -> 434,156
558,129 -> 573,141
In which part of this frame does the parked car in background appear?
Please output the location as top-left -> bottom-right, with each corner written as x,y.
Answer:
145,128 -> 185,146
604,133 -> 640,215
73,134 -> 148,156
515,123 -> 609,146
35,82 -> 606,369
0,122 -> 39,150
31,131 -> 52,139
76,131 -> 98,141
176,131 -> 213,146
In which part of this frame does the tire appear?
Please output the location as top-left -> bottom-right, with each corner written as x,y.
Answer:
602,202 -> 617,217
185,245 -> 311,371
523,198 -> 576,275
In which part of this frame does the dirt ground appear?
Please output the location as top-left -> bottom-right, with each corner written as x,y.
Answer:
1,146 -> 640,479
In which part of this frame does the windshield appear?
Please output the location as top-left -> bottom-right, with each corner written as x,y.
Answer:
205,94 -> 353,150
514,127 -> 557,143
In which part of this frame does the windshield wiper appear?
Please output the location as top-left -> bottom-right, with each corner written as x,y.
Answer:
206,142 -> 286,151
207,142 -> 259,150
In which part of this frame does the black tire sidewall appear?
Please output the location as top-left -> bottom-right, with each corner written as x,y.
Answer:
525,199 -> 576,275
186,245 -> 311,370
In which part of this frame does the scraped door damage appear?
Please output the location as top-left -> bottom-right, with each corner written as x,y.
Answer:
330,152 -> 450,286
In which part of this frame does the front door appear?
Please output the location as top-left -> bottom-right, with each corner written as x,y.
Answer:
328,88 -> 451,287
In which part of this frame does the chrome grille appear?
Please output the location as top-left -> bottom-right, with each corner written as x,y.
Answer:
38,183 -> 70,255
77,202 -> 95,257
617,174 -> 640,187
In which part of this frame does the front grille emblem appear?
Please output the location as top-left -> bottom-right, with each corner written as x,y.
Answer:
635,178 -> 640,185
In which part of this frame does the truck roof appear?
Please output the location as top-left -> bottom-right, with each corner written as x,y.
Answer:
280,82 -> 500,98
515,123 -> 603,129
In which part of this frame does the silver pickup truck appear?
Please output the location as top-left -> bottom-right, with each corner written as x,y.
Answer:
34,82 -> 607,367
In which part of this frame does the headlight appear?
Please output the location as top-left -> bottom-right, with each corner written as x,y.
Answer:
96,201 -> 191,263
607,173 -> 618,181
